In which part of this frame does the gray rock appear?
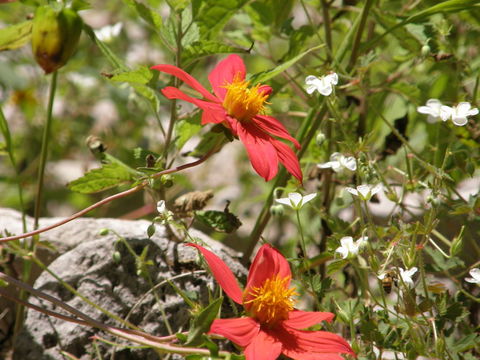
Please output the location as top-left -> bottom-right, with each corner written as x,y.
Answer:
0,209 -> 247,359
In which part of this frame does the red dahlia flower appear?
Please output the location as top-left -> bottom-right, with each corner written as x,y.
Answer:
188,243 -> 355,360
151,55 -> 302,182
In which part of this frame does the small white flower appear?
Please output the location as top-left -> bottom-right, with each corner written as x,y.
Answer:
318,152 -> 357,173
345,184 -> 381,201
335,236 -> 368,259
417,99 -> 451,123
157,200 -> 167,214
398,267 -> 417,287
446,102 -> 479,126
94,22 -> 123,43
305,73 -> 338,96
275,192 -> 317,210
465,268 -> 480,284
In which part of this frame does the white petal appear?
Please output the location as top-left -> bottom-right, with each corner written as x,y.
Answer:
405,267 -> 418,277
157,200 -> 166,214
318,84 -> 334,96
325,73 -> 338,85
378,273 -> 386,280
305,75 -> 320,84
275,198 -> 293,207
340,236 -> 354,249
469,268 -> 480,281
452,116 -> 468,126
417,106 -> 435,115
302,193 -> 317,205
288,192 -> 303,207
330,152 -> 342,161
345,187 -> 358,196
357,185 -> 371,199
456,102 -> 472,115
465,277 -> 480,284
467,107 -> 479,116
440,105 -> 453,121
342,157 -> 357,171
306,84 -> 318,94
335,246 -> 349,259
371,184 -> 382,196
426,99 -> 442,107
318,161 -> 334,169
356,236 -> 368,247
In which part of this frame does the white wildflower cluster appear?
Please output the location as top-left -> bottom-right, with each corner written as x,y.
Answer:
417,98 -> 478,126
345,184 -> 382,201
305,73 -> 338,96
318,152 -> 357,173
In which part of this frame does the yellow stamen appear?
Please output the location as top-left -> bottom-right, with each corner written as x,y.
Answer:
222,75 -> 269,122
244,275 -> 298,326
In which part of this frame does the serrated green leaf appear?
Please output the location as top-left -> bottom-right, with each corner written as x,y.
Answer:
182,40 -> 246,65
195,209 -> 242,233
109,67 -> 153,85
131,83 -> 161,112
175,113 -> 202,149
195,0 -> 249,38
248,45 -> 324,84
0,21 -> 32,52
185,297 -> 223,346
123,0 -> 163,30
327,259 -> 349,275
68,163 -> 134,194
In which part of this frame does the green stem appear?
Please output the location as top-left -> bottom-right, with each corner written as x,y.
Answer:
319,0 -> 332,58
34,70 -> 58,230
295,210 -> 307,258
348,0 -> 376,70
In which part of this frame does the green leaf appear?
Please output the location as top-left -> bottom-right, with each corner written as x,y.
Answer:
373,10 -> 421,53
182,40 -> 247,65
175,113 -> 202,149
0,21 -> 32,52
281,25 -> 315,61
123,0 -> 163,30
248,45 -> 324,84
109,67 -> 153,85
68,163 -> 134,194
195,208 -> 242,233
195,0 -> 249,38
184,297 -> 223,346
326,259 -> 349,275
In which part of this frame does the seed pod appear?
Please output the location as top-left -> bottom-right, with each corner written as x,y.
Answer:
31,5 -> 83,74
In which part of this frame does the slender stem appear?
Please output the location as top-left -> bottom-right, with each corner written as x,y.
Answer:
320,0 -> 332,59
0,146 -> 219,243
348,0 -> 376,70
295,210 -> 307,258
162,12 -> 183,164
34,70 -> 58,229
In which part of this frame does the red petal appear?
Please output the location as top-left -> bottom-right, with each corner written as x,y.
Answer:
283,311 -> 335,329
253,115 -> 301,149
271,139 -> 303,183
244,244 -> 292,305
258,85 -> 273,96
209,317 -> 260,347
208,54 -> 246,100
276,324 -> 356,359
186,243 -> 243,304
151,64 -> 218,102
236,122 -> 279,181
244,329 -> 283,360
161,87 -> 226,125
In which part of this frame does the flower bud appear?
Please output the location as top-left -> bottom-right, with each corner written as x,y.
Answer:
270,204 -> 284,217
112,251 -> 121,263
315,132 -> 326,146
31,5 -> 83,74
421,44 -> 431,57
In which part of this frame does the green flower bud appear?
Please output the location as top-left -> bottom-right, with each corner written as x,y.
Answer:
112,251 -> 121,263
270,204 -> 284,216
31,6 -> 83,74
147,224 -> 156,238
99,228 -> 110,236
315,132 -> 326,146
421,44 -> 431,57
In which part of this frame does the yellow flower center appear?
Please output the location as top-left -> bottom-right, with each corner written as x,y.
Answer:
244,275 -> 297,326
222,75 -> 269,122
